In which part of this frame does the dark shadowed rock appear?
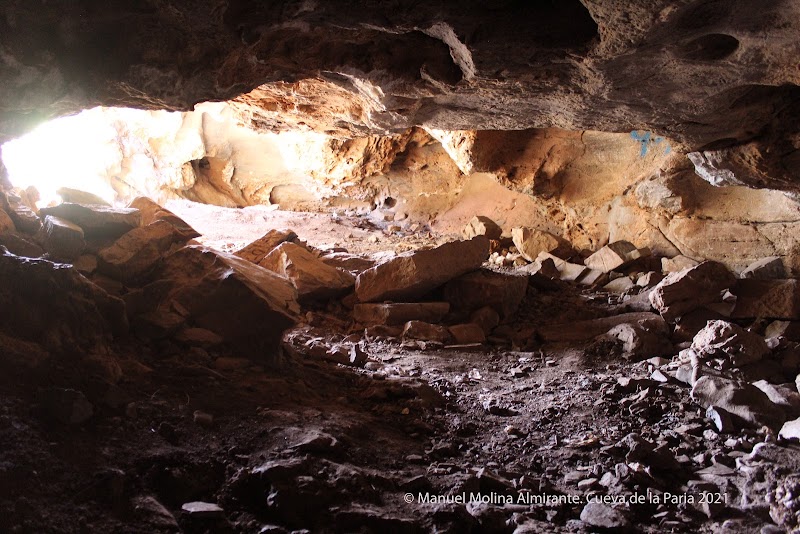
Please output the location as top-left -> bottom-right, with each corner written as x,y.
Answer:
98,221 -> 191,282
464,215 -> 502,240
127,197 -> 200,239
40,203 -> 140,239
741,256 -> 786,280
443,268 -> 527,318
356,237 -> 489,303
41,215 -> 85,261
691,376 -> 785,430
353,302 -> 449,326
732,279 -> 800,320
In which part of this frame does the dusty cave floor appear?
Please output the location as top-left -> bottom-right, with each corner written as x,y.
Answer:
164,199 -> 453,256
0,274 -> 786,534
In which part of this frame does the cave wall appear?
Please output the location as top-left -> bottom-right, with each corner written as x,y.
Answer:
2,1 -> 800,194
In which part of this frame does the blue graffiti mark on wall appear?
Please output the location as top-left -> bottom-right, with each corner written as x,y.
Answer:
630,130 -> 671,157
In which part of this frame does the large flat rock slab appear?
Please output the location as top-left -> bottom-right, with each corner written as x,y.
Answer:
356,237 -> 489,303
649,261 -> 735,322
538,312 -> 666,343
40,203 -> 140,239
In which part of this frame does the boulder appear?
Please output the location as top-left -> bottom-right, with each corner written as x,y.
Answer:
511,227 -> 570,262
448,323 -> 486,344
40,203 -> 140,239
691,376 -> 785,430
535,251 -> 588,282
356,237 -> 489,303
353,302 -> 450,326
662,255 -> 700,272
580,502 -> 629,529
649,261 -> 735,322
673,307 -> 727,343
464,216 -> 502,241
603,322 -> 673,358
156,245 -> 299,358
41,215 -> 85,261
98,221 -> 190,282
235,229 -> 298,264
691,320 -> 770,368
127,197 -> 199,239
522,257 -> 560,279
0,192 -> 40,233
741,256 -> 786,280
56,187 -> 111,206
443,268 -> 527,318
637,271 -> 665,288
731,279 -> 800,320
320,252 -> 376,274
260,242 -> 354,301
766,320 -> 800,341
779,418 -> 800,441
73,254 -> 98,274
752,380 -> 800,418
0,248 -> 128,352
470,306 -> 501,335
402,321 -> 452,344
0,232 -> 44,258
584,241 -> 650,273
539,312 -> 667,343
603,276 -> 634,293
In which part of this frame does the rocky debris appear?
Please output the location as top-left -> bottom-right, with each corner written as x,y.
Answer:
691,320 -> 770,368
353,302 -> 449,326
0,191 -> 41,233
539,312 -> 666,343
741,256 -> 786,280
535,251 -> 588,282
127,197 -> 199,239
38,388 -> 94,424
732,279 -> 800,320
56,187 -> 111,206
580,502 -> 630,529
155,245 -> 299,357
0,208 -> 15,233
522,256 -> 560,279
443,268 -> 527,319
673,308 -> 727,343
448,323 -> 486,344
402,321 -> 452,344
97,221 -> 189,282
320,252 -> 376,274
662,255 -> 700,273
41,215 -> 85,261
649,261 -> 735,322
181,501 -> 224,519
356,236 -> 489,303
260,242 -> 354,302
511,227 -> 570,262
463,216 -> 502,241
691,376 -> 785,430
0,248 -> 127,352
603,276 -> 634,293
39,203 -> 140,239
603,321 -> 673,358
766,321 -> 800,341
235,229 -> 298,264
584,240 -> 650,273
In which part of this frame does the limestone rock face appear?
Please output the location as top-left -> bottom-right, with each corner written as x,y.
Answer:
156,245 -> 299,358
39,204 -> 140,239
649,261 -> 735,322
259,242 -> 355,302
0,249 -> 127,353
356,237 -> 489,303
